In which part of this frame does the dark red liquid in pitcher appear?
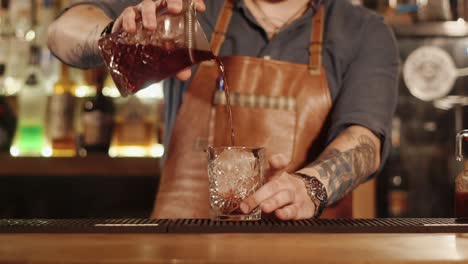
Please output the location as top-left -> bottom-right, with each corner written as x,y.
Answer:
456,192 -> 468,218
101,44 -> 213,95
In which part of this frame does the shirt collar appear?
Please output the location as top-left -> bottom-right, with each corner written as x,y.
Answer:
235,0 -> 324,12
235,0 -> 319,32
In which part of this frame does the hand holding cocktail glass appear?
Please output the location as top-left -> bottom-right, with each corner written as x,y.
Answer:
240,154 -> 317,220
208,149 -> 317,221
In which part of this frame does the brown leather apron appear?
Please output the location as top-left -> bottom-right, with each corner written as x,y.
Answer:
152,1 -> 352,219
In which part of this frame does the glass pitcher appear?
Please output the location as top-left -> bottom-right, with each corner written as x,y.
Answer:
98,0 -> 212,96
455,130 -> 468,218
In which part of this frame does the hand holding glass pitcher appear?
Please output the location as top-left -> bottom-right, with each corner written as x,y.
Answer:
455,130 -> 468,219
99,0 -> 210,96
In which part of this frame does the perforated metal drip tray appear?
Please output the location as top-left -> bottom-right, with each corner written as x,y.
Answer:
0,219 -> 169,234
0,218 -> 467,234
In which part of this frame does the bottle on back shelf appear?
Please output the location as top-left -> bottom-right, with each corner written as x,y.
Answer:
4,0 -> 31,95
79,72 -> 114,156
0,91 -> 16,152
0,0 -> 15,75
386,117 -> 410,218
377,116 -> 411,218
109,95 -> 159,157
49,63 -> 77,157
0,0 -> 14,93
10,45 -> 50,157
37,0 -> 59,92
71,68 -> 98,98
387,149 -> 409,218
0,0 -> 15,150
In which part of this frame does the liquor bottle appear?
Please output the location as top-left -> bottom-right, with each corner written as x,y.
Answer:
0,92 -> 16,152
0,2 -> 14,148
0,6 -> 8,94
79,74 -> 114,156
108,96 -> 159,157
49,63 -> 77,157
0,0 -> 13,93
71,68 -> 98,98
102,73 -> 121,98
0,0 -> 12,65
37,0 -> 59,92
386,117 -> 410,218
0,0 -> 15,151
386,150 -> 409,218
10,45 -> 49,157
4,0 -> 30,95
10,0 -> 31,40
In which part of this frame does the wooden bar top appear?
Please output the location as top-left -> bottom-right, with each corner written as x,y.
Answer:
0,233 -> 467,263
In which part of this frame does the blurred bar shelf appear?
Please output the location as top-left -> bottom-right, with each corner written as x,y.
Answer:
391,21 -> 468,37
0,154 -> 160,177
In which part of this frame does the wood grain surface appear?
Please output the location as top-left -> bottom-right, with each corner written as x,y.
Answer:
0,233 -> 467,263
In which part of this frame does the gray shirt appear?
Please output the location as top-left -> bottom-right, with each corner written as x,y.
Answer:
64,0 -> 399,169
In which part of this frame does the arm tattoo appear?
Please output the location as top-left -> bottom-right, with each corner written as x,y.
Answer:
307,135 -> 377,204
66,24 -> 103,68
342,129 -> 357,141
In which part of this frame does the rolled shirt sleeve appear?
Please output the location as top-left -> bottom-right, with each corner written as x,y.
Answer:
326,17 -> 400,174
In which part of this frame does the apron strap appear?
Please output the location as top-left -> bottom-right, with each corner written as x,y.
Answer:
210,0 -> 235,55
308,5 -> 324,75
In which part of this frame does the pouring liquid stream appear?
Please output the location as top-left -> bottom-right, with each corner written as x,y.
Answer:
214,56 -> 235,146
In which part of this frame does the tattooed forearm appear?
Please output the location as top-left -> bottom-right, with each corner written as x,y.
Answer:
342,129 -> 357,141
66,24 -> 103,68
307,135 -> 377,204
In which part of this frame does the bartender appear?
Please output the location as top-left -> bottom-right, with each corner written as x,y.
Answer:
47,0 -> 399,220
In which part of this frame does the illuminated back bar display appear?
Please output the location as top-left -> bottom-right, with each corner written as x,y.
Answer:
0,218 -> 467,233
